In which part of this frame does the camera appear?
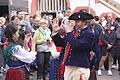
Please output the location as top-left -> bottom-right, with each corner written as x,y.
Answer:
19,24 -> 26,40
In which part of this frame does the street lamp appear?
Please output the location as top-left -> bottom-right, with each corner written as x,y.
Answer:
8,0 -> 13,22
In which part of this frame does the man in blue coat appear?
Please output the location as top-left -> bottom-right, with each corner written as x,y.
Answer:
52,12 -> 94,80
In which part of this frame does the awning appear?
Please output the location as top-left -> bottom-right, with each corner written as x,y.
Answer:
0,0 -> 8,5
10,5 -> 28,12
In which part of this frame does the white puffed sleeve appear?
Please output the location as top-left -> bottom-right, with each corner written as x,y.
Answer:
9,45 -> 37,63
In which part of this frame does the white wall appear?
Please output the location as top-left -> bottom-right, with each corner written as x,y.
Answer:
69,0 -> 120,16
70,0 -> 89,11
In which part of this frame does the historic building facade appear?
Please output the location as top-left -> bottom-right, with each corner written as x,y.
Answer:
30,0 -> 120,17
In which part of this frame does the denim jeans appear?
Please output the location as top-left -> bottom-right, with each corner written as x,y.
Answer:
36,52 -> 51,79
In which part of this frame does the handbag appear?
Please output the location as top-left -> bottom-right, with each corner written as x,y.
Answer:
36,43 -> 49,52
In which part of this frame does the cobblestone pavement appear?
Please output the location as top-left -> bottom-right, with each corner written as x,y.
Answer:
97,69 -> 120,80
0,69 -> 119,80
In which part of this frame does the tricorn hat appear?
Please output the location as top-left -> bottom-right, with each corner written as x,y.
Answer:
115,17 -> 120,22
69,12 -> 93,20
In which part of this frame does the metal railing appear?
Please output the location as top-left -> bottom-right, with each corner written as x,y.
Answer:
37,0 -> 67,12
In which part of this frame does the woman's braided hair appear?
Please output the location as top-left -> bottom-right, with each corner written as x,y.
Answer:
5,24 -> 18,42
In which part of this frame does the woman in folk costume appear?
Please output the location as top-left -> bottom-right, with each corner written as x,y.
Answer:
49,41 -> 63,80
3,24 -> 36,80
52,12 -> 94,80
32,18 -> 51,80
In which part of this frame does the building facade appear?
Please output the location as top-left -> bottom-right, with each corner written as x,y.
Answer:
30,0 -> 120,17
30,0 -> 70,15
0,0 -> 28,17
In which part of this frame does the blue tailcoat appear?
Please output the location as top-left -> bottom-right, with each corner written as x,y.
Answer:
52,26 -> 94,68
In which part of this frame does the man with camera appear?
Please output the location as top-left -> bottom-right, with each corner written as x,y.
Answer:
52,12 -> 94,80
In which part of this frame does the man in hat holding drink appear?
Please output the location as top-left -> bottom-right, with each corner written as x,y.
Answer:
52,11 -> 94,80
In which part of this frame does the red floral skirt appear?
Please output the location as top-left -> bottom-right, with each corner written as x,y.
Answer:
5,66 -> 29,80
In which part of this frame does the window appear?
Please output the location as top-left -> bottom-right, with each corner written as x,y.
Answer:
38,0 -> 67,12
